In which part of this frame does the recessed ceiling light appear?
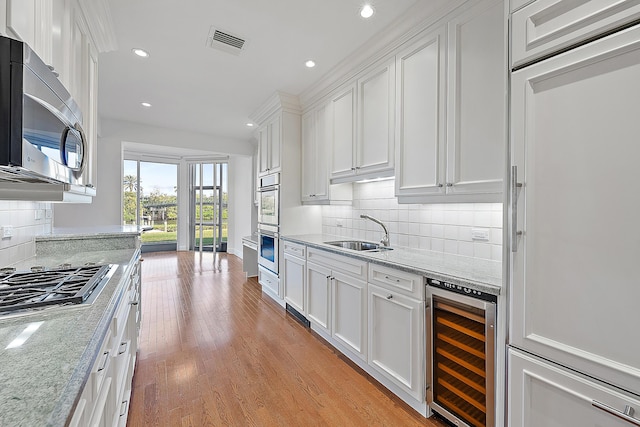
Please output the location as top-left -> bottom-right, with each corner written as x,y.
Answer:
141,102 -> 152,107
360,4 -> 375,18
246,122 -> 255,127
132,48 -> 149,58
305,60 -> 316,68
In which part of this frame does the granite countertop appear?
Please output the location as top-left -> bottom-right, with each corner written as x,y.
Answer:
37,225 -> 143,240
242,235 -> 258,245
0,247 -> 139,427
282,234 -> 502,295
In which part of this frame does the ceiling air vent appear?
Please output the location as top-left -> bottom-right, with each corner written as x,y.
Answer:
206,26 -> 248,55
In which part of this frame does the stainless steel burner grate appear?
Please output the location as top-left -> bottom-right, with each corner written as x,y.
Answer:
0,265 -> 112,314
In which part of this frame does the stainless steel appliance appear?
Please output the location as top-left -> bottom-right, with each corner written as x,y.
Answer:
257,224 -> 279,274
426,278 -> 496,427
0,35 -> 91,191
257,173 -> 279,226
0,264 -> 117,317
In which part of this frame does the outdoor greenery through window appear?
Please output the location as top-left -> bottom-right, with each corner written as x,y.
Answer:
123,160 -> 178,245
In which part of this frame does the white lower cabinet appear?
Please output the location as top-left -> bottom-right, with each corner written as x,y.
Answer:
332,270 -> 367,361
305,261 -> 331,334
258,266 -> 280,298
69,255 -> 141,427
368,282 -> 424,402
283,252 -> 306,315
508,348 -> 640,427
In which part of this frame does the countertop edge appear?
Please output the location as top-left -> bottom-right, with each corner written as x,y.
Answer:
45,249 -> 140,426
282,235 -> 501,296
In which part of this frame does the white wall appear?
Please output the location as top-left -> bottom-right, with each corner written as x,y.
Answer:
0,201 -> 53,266
55,119 -> 256,228
322,179 -> 502,262
227,155 -> 255,257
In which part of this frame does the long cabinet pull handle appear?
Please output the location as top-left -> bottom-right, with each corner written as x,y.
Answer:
118,341 -> 129,355
511,165 -> 523,252
120,399 -> 129,417
592,401 -> 640,426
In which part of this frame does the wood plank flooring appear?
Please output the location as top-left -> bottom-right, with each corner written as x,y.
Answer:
127,251 -> 447,426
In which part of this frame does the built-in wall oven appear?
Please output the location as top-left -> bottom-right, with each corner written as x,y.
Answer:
426,278 -> 497,427
257,172 -> 280,275
257,223 -> 279,274
258,173 -> 279,226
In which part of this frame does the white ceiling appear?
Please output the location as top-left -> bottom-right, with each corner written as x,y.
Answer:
98,0 -> 424,143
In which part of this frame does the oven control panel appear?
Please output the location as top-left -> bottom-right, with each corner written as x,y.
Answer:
426,278 -> 497,303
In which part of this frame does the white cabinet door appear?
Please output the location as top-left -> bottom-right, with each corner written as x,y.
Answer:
395,27 -> 447,198
301,102 -> 332,202
368,283 -> 424,401
508,348 -> 640,427
258,114 -> 282,176
301,110 -> 316,201
7,0 -> 53,64
446,0 -> 505,195
512,0 -> 640,68
510,23 -> 640,395
357,60 -> 395,176
306,261 -> 331,334
330,85 -> 356,180
332,270 -> 367,361
268,114 -> 281,173
283,253 -> 305,315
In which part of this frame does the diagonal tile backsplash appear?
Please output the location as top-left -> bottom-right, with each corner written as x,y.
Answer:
322,179 -> 503,262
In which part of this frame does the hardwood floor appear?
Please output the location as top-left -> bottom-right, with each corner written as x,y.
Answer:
127,251 -> 447,426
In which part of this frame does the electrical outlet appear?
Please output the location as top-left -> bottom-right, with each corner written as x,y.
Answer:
2,225 -> 13,239
471,228 -> 490,241
45,210 -> 52,219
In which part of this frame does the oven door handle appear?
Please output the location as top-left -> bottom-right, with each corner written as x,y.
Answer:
259,230 -> 279,238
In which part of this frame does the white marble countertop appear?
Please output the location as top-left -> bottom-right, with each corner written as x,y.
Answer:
0,247 -> 139,427
282,234 -> 502,294
242,235 -> 258,245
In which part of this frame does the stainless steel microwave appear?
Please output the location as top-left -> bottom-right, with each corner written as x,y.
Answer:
0,35 -> 89,187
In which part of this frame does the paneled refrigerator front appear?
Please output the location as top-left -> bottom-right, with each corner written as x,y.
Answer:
508,1 -> 640,425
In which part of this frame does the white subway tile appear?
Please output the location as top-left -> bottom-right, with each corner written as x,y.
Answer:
474,243 -> 492,260
444,225 -> 458,240
444,240 -> 458,254
474,211 -> 492,227
431,224 -> 444,238
398,234 -> 409,247
491,244 -> 503,262
409,235 -> 420,248
409,223 -> 420,235
431,238 -> 444,252
491,228 -> 503,245
458,241 -> 475,257
419,237 -> 431,249
419,223 -> 431,237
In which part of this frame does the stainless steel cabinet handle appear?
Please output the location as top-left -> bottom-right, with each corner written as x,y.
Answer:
97,351 -> 109,372
120,399 -> 129,417
436,183 -> 443,188
511,165 -> 523,252
593,401 -> 640,426
446,183 -> 453,187
386,294 -> 393,300
119,341 -> 129,355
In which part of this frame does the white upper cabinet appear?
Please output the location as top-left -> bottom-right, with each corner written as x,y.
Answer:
395,26 -> 447,198
330,60 -> 396,183
356,60 -> 395,177
6,0 -> 53,64
258,113 -> 282,176
330,84 -> 356,180
445,0 -> 505,196
511,0 -> 640,68
302,101 -> 352,204
395,0 -> 506,203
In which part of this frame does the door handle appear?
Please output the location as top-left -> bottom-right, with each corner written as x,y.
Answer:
593,401 -> 640,426
511,165 -> 523,252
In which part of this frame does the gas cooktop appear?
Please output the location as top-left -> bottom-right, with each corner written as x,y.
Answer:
0,264 -> 116,316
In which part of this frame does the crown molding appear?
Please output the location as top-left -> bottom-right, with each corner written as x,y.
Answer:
249,91 -> 301,126
298,0 -> 468,110
77,0 -> 118,52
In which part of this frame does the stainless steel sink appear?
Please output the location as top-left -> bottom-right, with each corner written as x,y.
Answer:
324,240 -> 393,252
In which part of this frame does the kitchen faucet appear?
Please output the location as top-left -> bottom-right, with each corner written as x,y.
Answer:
360,214 -> 390,247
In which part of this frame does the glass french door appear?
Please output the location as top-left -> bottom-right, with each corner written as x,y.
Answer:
190,162 -> 227,252
123,159 -> 178,251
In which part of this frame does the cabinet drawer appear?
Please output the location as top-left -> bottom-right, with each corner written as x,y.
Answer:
258,266 -> 280,295
307,248 -> 367,280
368,263 -> 423,300
509,348 -> 640,426
512,0 -> 640,68
283,241 -> 306,258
